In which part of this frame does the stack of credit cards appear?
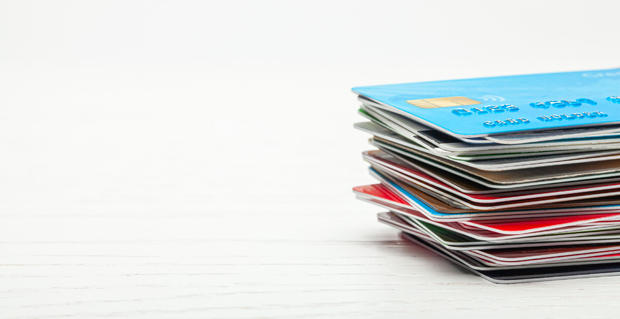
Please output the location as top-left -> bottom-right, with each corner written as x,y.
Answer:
352,68 -> 620,283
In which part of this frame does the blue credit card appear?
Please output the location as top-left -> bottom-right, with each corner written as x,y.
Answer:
353,68 -> 620,137
373,167 -> 456,217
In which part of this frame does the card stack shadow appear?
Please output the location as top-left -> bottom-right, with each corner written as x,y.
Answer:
352,68 -> 620,283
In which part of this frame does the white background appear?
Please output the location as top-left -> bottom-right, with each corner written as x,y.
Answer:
1,0 -> 619,318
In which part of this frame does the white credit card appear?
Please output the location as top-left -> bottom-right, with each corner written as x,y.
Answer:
373,135 -> 620,172
356,119 -> 620,158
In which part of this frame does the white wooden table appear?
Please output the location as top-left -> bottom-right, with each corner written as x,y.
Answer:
2,65 -> 619,319
2,1 -> 620,317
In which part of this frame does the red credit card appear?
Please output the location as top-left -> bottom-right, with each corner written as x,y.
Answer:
354,183 -> 620,235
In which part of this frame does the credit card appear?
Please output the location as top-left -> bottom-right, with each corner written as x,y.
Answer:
369,167 -> 620,218
368,195 -> 620,246
400,231 -> 620,283
364,150 -> 620,205
372,140 -> 620,187
400,227 -> 620,272
355,184 -> 620,224
364,149 -> 620,193
361,189 -> 620,247
368,159 -> 620,210
469,245 -> 620,265
353,68 -> 620,141
377,212 -> 617,256
373,135 -> 620,172
358,187 -> 620,249
356,120 -> 620,159
399,212 -> 620,246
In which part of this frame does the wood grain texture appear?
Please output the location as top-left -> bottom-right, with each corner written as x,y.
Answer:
3,206 -> 620,318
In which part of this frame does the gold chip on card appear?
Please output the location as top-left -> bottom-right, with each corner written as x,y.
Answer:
406,96 -> 481,108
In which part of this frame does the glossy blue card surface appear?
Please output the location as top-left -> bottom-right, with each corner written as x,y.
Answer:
353,68 -> 620,137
